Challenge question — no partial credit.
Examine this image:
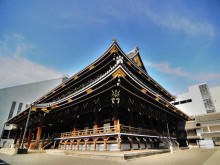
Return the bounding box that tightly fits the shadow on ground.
[0,159,10,165]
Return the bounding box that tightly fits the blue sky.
[0,0,220,95]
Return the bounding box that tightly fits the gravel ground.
[0,148,219,165]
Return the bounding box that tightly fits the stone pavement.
[0,148,219,165]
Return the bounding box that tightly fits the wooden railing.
[60,125,174,138]
[61,126,118,138]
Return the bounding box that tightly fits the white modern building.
[210,86,220,113]
[0,76,68,147]
[172,83,219,116]
[185,112,220,149]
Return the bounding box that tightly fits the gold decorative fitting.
[147,78,151,81]
[62,84,66,87]
[89,65,95,70]
[24,112,27,115]
[166,104,169,107]
[74,76,79,80]
[155,97,159,101]
[67,99,72,102]
[138,71,142,74]
[161,89,164,91]
[141,89,147,93]
[174,109,177,112]
[44,96,47,98]
[51,105,58,109]
[41,108,49,113]
[133,56,142,67]
[52,90,56,94]
[112,69,126,78]
[110,45,119,54]
[127,61,131,65]
[31,107,37,111]
[38,100,41,103]
[86,89,93,94]
[155,84,158,87]
[41,107,47,111]
[166,92,169,95]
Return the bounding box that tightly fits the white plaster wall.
[0,139,14,148]
[199,139,214,149]
[196,128,203,137]
[189,85,207,115]
[0,77,67,139]
[121,143,130,150]
[175,84,207,116]
[210,86,220,112]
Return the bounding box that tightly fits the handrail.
[60,125,175,138]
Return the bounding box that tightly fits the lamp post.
[20,103,33,149]
[165,113,173,154]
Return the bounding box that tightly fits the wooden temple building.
[7,39,190,151]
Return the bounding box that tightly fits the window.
[17,103,23,114]
[180,100,187,104]
[8,101,16,120]
[187,99,192,102]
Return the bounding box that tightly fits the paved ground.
[0,148,219,165]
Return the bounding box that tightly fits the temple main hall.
[7,39,190,151]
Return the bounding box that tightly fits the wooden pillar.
[84,138,89,150]
[141,115,146,129]
[138,138,141,150]
[35,126,42,149]
[73,119,77,136]
[27,129,32,148]
[118,135,121,150]
[18,128,23,147]
[93,139,97,150]
[70,142,73,150]
[85,141,87,150]
[64,142,67,150]
[104,140,107,151]
[59,142,61,149]
[114,105,118,132]
[129,137,133,150]
[95,110,99,133]
[129,108,134,127]
[144,139,148,149]
[13,129,19,146]
[77,140,80,150]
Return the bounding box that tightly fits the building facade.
[173,83,218,116]
[185,112,220,149]
[0,77,68,147]
[6,40,189,151]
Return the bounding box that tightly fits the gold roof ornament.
[31,107,37,111]
[110,45,119,54]
[67,99,73,102]
[112,68,126,78]
[89,65,95,70]
[86,89,93,94]
[141,89,147,93]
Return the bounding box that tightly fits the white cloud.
[146,61,220,87]
[146,61,191,78]
[197,73,220,82]
[128,1,214,37]
[0,33,62,88]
